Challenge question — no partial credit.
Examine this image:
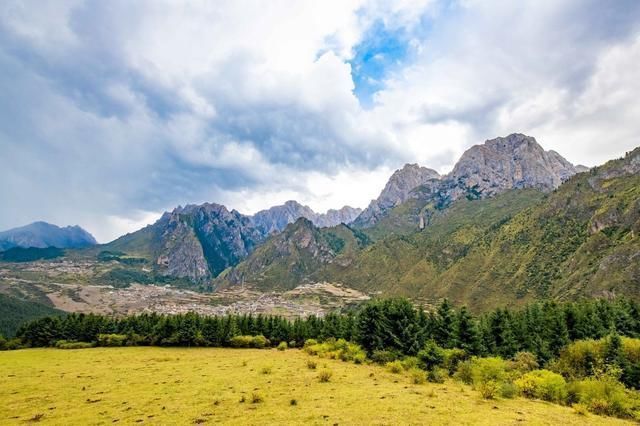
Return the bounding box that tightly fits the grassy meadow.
[0,347,632,425]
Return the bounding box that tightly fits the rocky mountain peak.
[449,133,578,196]
[0,222,97,251]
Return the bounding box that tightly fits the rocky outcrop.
[353,164,441,227]
[0,222,97,251]
[251,201,361,233]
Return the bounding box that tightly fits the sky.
[1,0,639,242]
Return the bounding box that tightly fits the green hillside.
[0,294,64,337]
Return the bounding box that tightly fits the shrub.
[371,350,399,365]
[289,340,297,349]
[427,367,446,384]
[353,353,366,364]
[400,356,419,371]
[442,348,468,375]
[318,370,332,383]
[511,351,539,373]
[306,360,317,370]
[515,370,567,403]
[568,378,633,418]
[229,335,253,348]
[500,382,517,399]
[251,392,264,403]
[251,335,269,348]
[418,341,445,371]
[290,399,297,406]
[55,340,94,350]
[454,360,474,385]
[386,360,404,374]
[304,339,318,348]
[97,334,127,347]
[303,339,366,364]
[470,357,508,386]
[572,403,589,416]
[410,368,426,384]
[277,341,288,351]
[477,380,501,400]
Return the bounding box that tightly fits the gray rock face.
[154,203,264,280]
[353,164,441,227]
[251,201,361,233]
[449,134,578,197]
[0,222,97,251]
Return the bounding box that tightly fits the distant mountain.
[0,222,96,251]
[353,134,579,228]
[216,142,640,311]
[252,201,362,234]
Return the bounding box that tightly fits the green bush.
[455,357,511,399]
[568,378,634,419]
[515,370,567,403]
[477,380,501,400]
[511,351,539,373]
[500,382,517,399]
[97,333,127,347]
[55,340,94,349]
[251,335,269,348]
[277,341,288,351]
[229,335,254,348]
[303,339,366,364]
[410,368,426,384]
[304,339,318,348]
[427,367,446,384]
[371,349,400,365]
[307,359,317,370]
[417,341,445,371]
[386,360,404,374]
[288,340,297,348]
[400,356,420,371]
[454,360,474,385]
[442,348,468,375]
[229,335,270,349]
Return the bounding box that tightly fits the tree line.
[7,297,640,364]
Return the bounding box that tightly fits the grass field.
[0,348,631,425]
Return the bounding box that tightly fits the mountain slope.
[0,222,96,251]
[217,147,640,311]
[0,293,65,337]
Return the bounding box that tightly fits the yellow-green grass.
[0,348,631,425]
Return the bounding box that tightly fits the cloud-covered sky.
[1,0,639,242]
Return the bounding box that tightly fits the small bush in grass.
[97,333,127,347]
[568,378,633,418]
[307,360,317,370]
[573,403,589,416]
[417,341,445,371]
[251,393,264,404]
[277,341,288,351]
[229,335,253,348]
[386,361,403,374]
[289,340,297,349]
[251,335,269,349]
[318,370,332,383]
[470,357,508,387]
[454,360,474,385]
[410,368,426,385]
[427,367,446,384]
[515,370,567,403]
[401,357,419,371]
[500,382,517,399]
[260,366,272,375]
[304,339,318,348]
[353,353,366,364]
[55,340,94,349]
[477,380,501,400]
[290,399,297,406]
[371,349,399,365]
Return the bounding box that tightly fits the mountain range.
[2,133,637,311]
[0,222,96,251]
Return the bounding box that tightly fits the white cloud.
[0,0,639,242]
